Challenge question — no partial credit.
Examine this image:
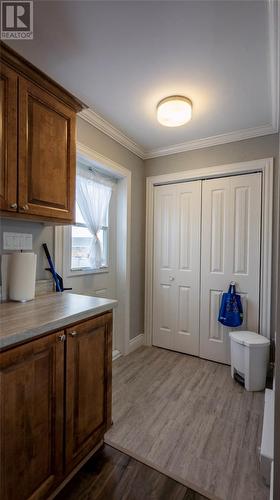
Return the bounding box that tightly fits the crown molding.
[79,110,277,161]
[79,0,279,161]
[79,108,145,159]
[143,124,277,159]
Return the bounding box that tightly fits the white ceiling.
[6,0,278,158]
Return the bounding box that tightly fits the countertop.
[0,292,117,351]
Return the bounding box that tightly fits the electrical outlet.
[3,232,33,251]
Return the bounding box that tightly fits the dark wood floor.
[56,445,209,500]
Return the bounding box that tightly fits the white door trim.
[55,141,132,356]
[145,158,274,346]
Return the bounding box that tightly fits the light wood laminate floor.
[105,346,269,500]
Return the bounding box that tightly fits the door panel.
[177,286,191,335]
[200,173,261,364]
[65,313,112,472]
[18,77,76,220]
[0,332,64,500]
[178,191,192,270]
[173,182,201,354]
[0,63,17,212]
[153,186,176,350]
[153,181,201,355]
[234,186,250,274]
[210,188,225,273]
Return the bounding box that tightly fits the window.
[71,202,108,270]
[70,167,113,272]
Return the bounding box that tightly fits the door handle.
[169,276,175,281]
[69,331,78,337]
[57,334,66,342]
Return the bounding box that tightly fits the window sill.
[66,267,110,278]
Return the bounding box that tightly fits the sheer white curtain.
[76,167,113,269]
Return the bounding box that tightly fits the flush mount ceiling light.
[157,96,192,127]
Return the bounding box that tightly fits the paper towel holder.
[9,251,37,302]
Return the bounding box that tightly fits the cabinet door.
[65,313,112,471]
[0,63,17,212]
[18,77,76,221]
[0,332,65,500]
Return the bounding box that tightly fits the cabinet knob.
[69,331,77,337]
[58,334,66,342]
[21,204,29,211]
[10,203,17,209]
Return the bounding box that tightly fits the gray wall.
[145,134,278,176]
[145,133,280,339]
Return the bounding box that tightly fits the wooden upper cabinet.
[0,42,86,223]
[0,331,65,500]
[0,63,17,212]
[65,313,112,471]
[18,78,76,220]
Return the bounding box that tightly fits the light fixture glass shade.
[157,96,192,127]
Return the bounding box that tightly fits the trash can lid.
[229,331,270,348]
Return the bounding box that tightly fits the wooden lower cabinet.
[0,311,113,500]
[65,313,112,471]
[0,331,65,500]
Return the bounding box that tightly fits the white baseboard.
[127,333,144,354]
[112,349,122,361]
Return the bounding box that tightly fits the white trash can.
[229,331,270,391]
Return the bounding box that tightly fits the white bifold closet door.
[153,173,262,364]
[200,173,261,364]
[153,181,201,356]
